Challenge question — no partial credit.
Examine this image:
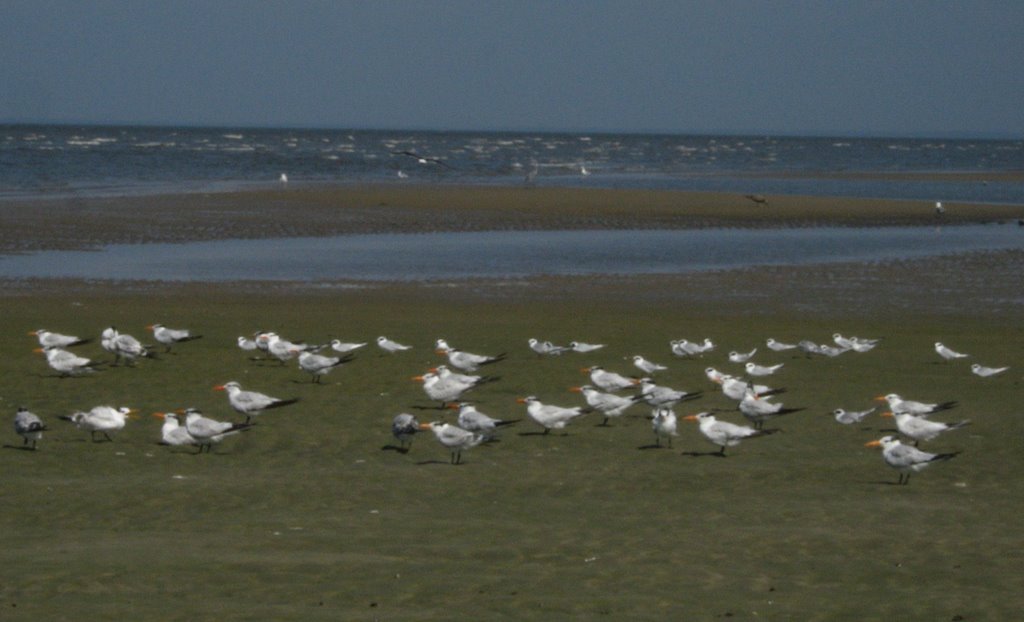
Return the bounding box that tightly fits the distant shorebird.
[279,173,288,184]
[391,150,454,170]
[934,201,945,215]
[744,194,769,206]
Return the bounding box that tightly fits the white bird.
[716,375,780,401]
[744,361,784,377]
[517,396,588,434]
[452,402,519,439]
[377,335,413,353]
[412,368,497,407]
[279,172,288,184]
[833,333,879,352]
[60,406,134,442]
[728,348,757,363]
[670,340,702,357]
[569,341,605,353]
[14,407,46,450]
[182,408,253,453]
[570,385,640,425]
[875,393,957,417]
[263,332,311,364]
[683,412,774,456]
[632,355,667,375]
[330,339,367,354]
[419,421,484,464]
[818,344,851,357]
[831,408,875,425]
[237,335,259,351]
[798,340,823,356]
[583,365,638,392]
[651,407,678,447]
[935,342,969,361]
[882,411,971,446]
[934,201,945,215]
[391,413,419,452]
[638,378,697,408]
[971,363,1009,377]
[101,327,151,366]
[765,338,797,352]
[435,339,506,372]
[35,347,101,377]
[739,388,802,429]
[296,350,351,383]
[865,436,958,485]
[151,412,197,447]
[214,381,299,423]
[704,366,727,384]
[148,323,202,352]
[30,329,90,349]
[528,338,568,356]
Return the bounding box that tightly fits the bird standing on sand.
[684,412,774,455]
[517,396,588,434]
[419,421,483,464]
[61,406,135,442]
[651,407,678,447]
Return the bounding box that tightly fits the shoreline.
[1,184,1023,254]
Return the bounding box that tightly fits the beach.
[2,184,1023,619]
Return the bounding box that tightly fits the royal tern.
[391,413,419,452]
[263,332,311,364]
[670,340,703,357]
[148,323,202,353]
[528,338,569,356]
[152,412,197,447]
[419,421,483,464]
[728,348,757,363]
[30,329,90,349]
[798,340,823,356]
[935,342,969,361]
[833,333,879,352]
[517,396,588,434]
[182,408,253,453]
[452,402,519,439]
[744,362,784,377]
[237,335,259,351]
[882,411,971,445]
[765,338,797,352]
[831,408,875,425]
[934,201,945,215]
[36,347,101,377]
[330,339,367,354]
[583,366,638,392]
[684,412,774,456]
[570,385,640,425]
[865,436,959,485]
[14,407,46,450]
[569,341,605,353]
[651,407,678,447]
[971,363,1009,377]
[638,378,698,408]
[632,355,667,375]
[295,350,352,383]
[704,367,727,384]
[717,375,780,401]
[60,406,134,442]
[875,393,957,416]
[412,368,497,408]
[214,381,299,423]
[739,388,802,429]
[377,335,413,353]
[101,327,152,366]
[818,344,851,357]
[435,339,506,372]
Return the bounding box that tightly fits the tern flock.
[13,325,1011,484]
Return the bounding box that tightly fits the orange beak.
[683,415,700,422]
[411,375,425,382]
[569,386,583,393]
[865,439,883,447]
[880,411,894,418]
[418,423,433,430]
[213,385,226,391]
[151,412,165,419]
[873,395,888,402]
[516,398,528,404]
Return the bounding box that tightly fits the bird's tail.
[494,418,521,427]
[948,419,972,431]
[930,451,960,463]
[266,398,300,410]
[935,401,959,412]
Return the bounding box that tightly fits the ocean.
[1,124,1021,203]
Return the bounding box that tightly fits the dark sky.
[2,0,1022,137]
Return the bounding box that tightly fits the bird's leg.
[719,445,727,456]
[103,432,113,442]
[668,437,673,449]
[600,417,610,426]
[543,428,550,435]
